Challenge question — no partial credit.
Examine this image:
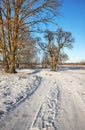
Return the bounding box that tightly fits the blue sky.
[56,0,85,62]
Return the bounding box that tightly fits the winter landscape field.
[0,66,85,130]
[0,0,85,130]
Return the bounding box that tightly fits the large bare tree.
[0,0,61,73]
[37,28,74,71]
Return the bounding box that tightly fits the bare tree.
[0,0,61,73]
[15,35,37,68]
[54,28,74,69]
[37,28,74,71]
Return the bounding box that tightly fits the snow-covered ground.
[0,69,41,119]
[0,68,85,130]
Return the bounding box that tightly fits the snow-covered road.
[56,70,85,130]
[0,69,85,130]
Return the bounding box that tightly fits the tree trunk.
[9,50,16,73]
[0,9,9,72]
[2,51,9,72]
[51,57,53,71]
[50,56,58,71]
[50,56,55,71]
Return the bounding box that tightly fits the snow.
[32,86,61,130]
[0,69,41,119]
[0,68,85,130]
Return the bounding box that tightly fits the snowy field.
[0,68,85,130]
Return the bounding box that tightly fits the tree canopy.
[0,0,61,73]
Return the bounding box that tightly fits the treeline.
[59,62,85,66]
